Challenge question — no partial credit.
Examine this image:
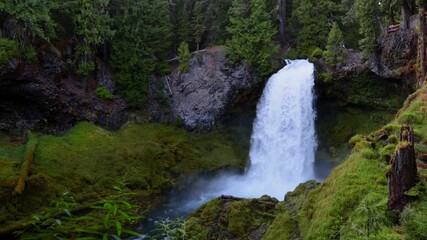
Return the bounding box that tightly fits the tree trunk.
[387,125,418,212]
[418,2,427,87]
[278,0,286,46]
[400,0,412,31]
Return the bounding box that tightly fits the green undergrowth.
[0,122,246,233]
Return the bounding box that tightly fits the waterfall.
[243,59,317,198]
[203,59,317,200]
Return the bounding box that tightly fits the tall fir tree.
[111,0,172,107]
[355,0,381,58]
[325,22,345,65]
[227,0,279,76]
[292,0,340,57]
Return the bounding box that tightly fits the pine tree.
[227,0,279,76]
[111,0,172,107]
[325,22,345,66]
[192,1,205,51]
[0,0,57,43]
[72,0,114,74]
[177,42,191,72]
[355,0,381,58]
[292,0,340,57]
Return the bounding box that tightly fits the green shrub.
[76,61,96,76]
[318,72,333,83]
[95,86,114,100]
[177,42,191,73]
[0,38,20,65]
[22,45,38,62]
[283,49,299,60]
[310,47,324,59]
[155,89,169,106]
[14,191,142,239]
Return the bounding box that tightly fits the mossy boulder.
[186,195,279,240]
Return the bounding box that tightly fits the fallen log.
[12,132,38,196]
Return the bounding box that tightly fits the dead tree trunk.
[400,0,412,31]
[278,0,286,46]
[387,125,418,212]
[418,3,427,87]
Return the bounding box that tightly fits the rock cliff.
[167,47,262,130]
[0,45,127,133]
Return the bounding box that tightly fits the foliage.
[325,22,346,66]
[0,38,20,65]
[95,86,114,100]
[72,0,114,57]
[14,190,142,240]
[226,0,279,76]
[177,42,191,73]
[111,0,171,108]
[151,217,193,240]
[154,89,170,107]
[291,0,340,57]
[283,48,299,60]
[76,61,95,76]
[21,45,38,62]
[0,0,56,42]
[354,0,381,58]
[310,47,324,59]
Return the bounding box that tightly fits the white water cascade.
[202,59,317,199]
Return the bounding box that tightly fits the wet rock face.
[375,30,417,78]
[0,48,127,133]
[387,125,418,212]
[168,47,262,130]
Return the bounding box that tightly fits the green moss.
[402,197,427,239]
[263,210,294,240]
[187,197,279,240]
[298,148,388,239]
[398,112,424,125]
[0,122,246,230]
[380,144,396,162]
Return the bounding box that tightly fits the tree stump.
[387,125,418,212]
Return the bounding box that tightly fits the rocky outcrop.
[387,125,418,212]
[0,46,127,133]
[167,47,262,130]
